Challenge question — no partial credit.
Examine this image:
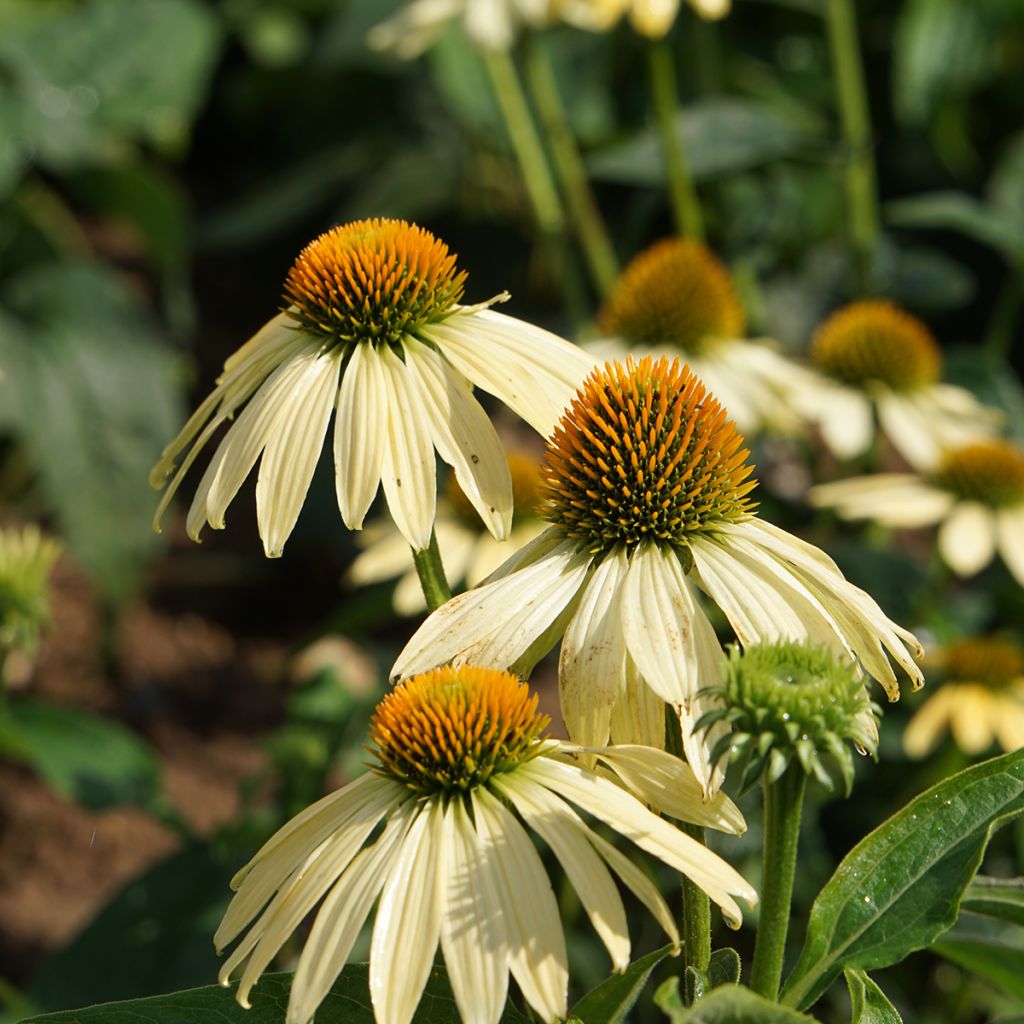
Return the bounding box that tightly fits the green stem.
[751,766,808,1000]
[984,264,1022,361]
[646,38,704,241]
[411,529,451,612]
[682,821,712,1002]
[824,0,879,292]
[481,48,566,238]
[521,36,618,295]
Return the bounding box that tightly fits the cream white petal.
[585,827,680,948]
[903,690,956,758]
[496,773,630,972]
[440,799,510,1024]
[876,391,944,472]
[287,805,415,1024]
[471,787,568,1023]
[523,758,755,927]
[227,794,403,1007]
[378,346,438,552]
[370,801,445,1024]
[256,348,342,557]
[937,501,997,577]
[816,387,874,461]
[391,538,591,682]
[477,525,566,585]
[996,506,1024,586]
[217,774,402,950]
[335,343,387,531]
[620,542,698,705]
[809,475,954,528]
[950,687,995,754]
[426,309,596,437]
[188,343,321,541]
[593,745,745,834]
[349,526,417,585]
[403,338,512,541]
[609,655,665,747]
[559,547,630,747]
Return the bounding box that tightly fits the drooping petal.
[426,308,596,437]
[403,337,512,540]
[948,686,994,754]
[815,387,874,461]
[495,773,630,972]
[471,787,568,1023]
[378,345,439,551]
[809,475,954,528]
[440,799,510,1024]
[256,348,343,557]
[937,502,997,577]
[391,536,591,682]
[609,655,665,748]
[558,547,630,747]
[523,758,755,927]
[370,800,446,1024]
[996,506,1024,586]
[334,343,387,531]
[287,805,415,1024]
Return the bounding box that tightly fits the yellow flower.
[904,637,1024,757]
[151,218,593,558]
[394,356,924,796]
[350,453,548,614]
[590,238,818,435]
[794,301,1002,469]
[810,439,1024,586]
[216,666,754,1024]
[564,0,729,37]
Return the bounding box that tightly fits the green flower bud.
[698,641,880,795]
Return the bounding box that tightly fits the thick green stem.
[681,821,712,1002]
[824,0,879,292]
[411,530,451,611]
[646,38,704,241]
[521,36,618,295]
[481,48,565,237]
[751,766,808,1000]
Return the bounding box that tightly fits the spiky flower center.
[282,218,466,349]
[598,239,746,357]
[932,441,1024,508]
[811,300,941,392]
[370,666,549,796]
[448,453,542,528]
[541,356,757,553]
[946,637,1024,690]
[704,642,879,793]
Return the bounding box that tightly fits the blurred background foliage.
[1,0,1024,1021]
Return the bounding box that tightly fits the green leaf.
[567,945,672,1024]
[781,749,1024,1011]
[683,948,744,1004]
[961,877,1024,927]
[886,192,1024,264]
[0,261,185,602]
[844,970,903,1023]
[19,966,531,1023]
[0,0,222,166]
[0,698,160,810]
[588,98,821,186]
[658,985,819,1023]
[933,931,1024,1002]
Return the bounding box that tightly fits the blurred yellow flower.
[350,453,548,615]
[590,238,818,435]
[151,218,593,558]
[564,0,730,37]
[905,637,1024,757]
[794,301,1001,469]
[216,666,754,1024]
[394,356,924,797]
[810,439,1024,586]
[0,524,60,662]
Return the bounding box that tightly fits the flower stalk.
[521,35,618,295]
[646,38,704,241]
[824,0,879,291]
[750,764,807,1000]
[481,48,566,238]
[681,821,713,1001]
[411,529,452,611]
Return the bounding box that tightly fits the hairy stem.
[411,529,452,611]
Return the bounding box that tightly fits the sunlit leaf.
[567,945,672,1024]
